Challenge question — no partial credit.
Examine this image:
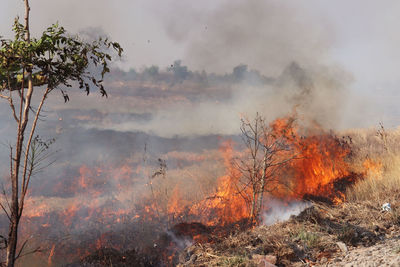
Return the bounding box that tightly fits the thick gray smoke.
[56,0,350,137]
[158,0,355,132]
[39,61,350,138]
[0,0,376,140]
[164,0,332,76]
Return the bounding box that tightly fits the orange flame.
[16,115,367,264]
[362,158,383,177]
[270,117,351,202]
[48,244,56,266]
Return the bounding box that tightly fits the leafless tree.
[236,113,296,223]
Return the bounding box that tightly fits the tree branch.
[0,93,19,123]
[0,202,11,222]
[19,86,51,217]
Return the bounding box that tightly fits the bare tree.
[236,113,295,223]
[0,1,122,265]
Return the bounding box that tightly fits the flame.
[63,202,80,227]
[24,201,51,218]
[48,244,56,266]
[291,134,350,198]
[12,115,370,265]
[188,117,354,226]
[266,117,352,203]
[176,140,249,226]
[167,186,189,222]
[362,158,383,177]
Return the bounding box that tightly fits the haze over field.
[1,0,400,135]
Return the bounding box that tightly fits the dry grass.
[337,125,400,231]
[346,159,400,203]
[345,125,400,203]
[177,200,400,266]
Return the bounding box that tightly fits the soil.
[316,235,400,267]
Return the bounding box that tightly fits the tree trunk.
[249,151,258,223]
[6,1,31,266]
[256,153,268,218]
[249,186,257,222]
[6,133,23,266]
[6,216,19,267]
[6,83,33,267]
[6,79,33,267]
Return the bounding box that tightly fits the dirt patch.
[177,201,400,266]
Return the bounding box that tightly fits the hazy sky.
[1,0,400,128]
[1,1,399,74]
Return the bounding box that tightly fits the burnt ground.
[63,219,253,266]
[176,201,400,266]
[61,174,393,267]
[62,199,400,267]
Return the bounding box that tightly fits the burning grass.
[4,119,400,266]
[345,126,400,203]
[177,125,400,266]
[346,153,400,203]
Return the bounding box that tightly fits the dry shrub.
[296,228,320,248]
[218,255,254,267]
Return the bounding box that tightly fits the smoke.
[0,0,357,139]
[159,0,354,132]
[41,58,350,139]
[40,0,351,138]
[262,198,311,226]
[164,230,193,250]
[165,0,333,76]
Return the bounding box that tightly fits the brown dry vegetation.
[345,126,400,203]
[177,125,400,266]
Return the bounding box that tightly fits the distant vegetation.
[110,60,272,85]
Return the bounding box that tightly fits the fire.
[48,244,55,266]
[194,116,353,226]
[363,158,383,177]
[63,202,80,227]
[187,116,354,226]
[189,140,248,226]
[291,134,350,198]
[24,200,52,218]
[168,187,187,221]
[266,117,352,203]
[8,115,374,265]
